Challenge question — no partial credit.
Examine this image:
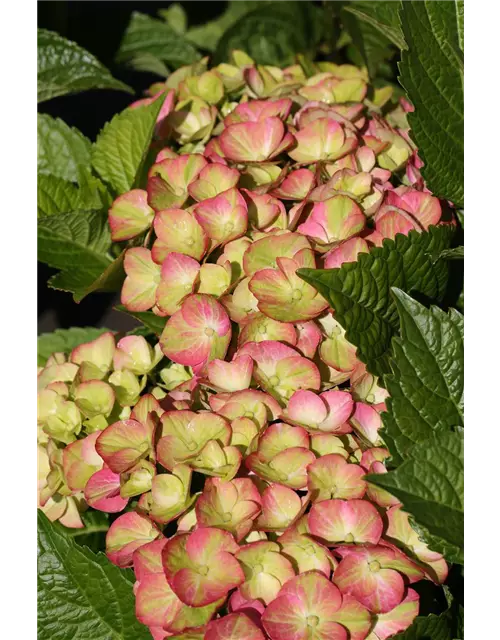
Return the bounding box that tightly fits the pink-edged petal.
[307,454,366,502]
[193,187,248,247]
[220,117,289,163]
[152,209,208,263]
[160,294,231,369]
[205,613,266,640]
[109,189,154,242]
[371,589,419,639]
[207,355,254,392]
[106,512,161,568]
[324,237,369,269]
[156,252,200,316]
[84,468,129,512]
[271,168,316,200]
[121,248,161,312]
[135,573,183,629]
[287,390,328,425]
[308,499,383,545]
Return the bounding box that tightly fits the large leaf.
[298,226,454,377]
[37,28,132,103]
[381,289,464,464]
[92,95,166,196]
[214,1,323,67]
[37,114,92,183]
[116,12,200,69]
[341,6,396,79]
[37,175,86,217]
[342,0,405,49]
[74,251,126,304]
[37,174,106,217]
[398,1,464,206]
[115,305,167,336]
[38,210,114,299]
[125,52,170,78]
[366,430,464,565]
[37,327,112,367]
[37,511,150,640]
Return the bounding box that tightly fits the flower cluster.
[38,51,451,639]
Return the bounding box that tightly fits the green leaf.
[186,1,264,53]
[158,4,187,35]
[37,327,112,366]
[366,430,464,564]
[214,1,323,67]
[126,53,170,78]
[74,251,126,303]
[398,1,464,206]
[38,210,113,299]
[37,114,92,183]
[439,246,464,260]
[298,225,454,377]
[37,173,106,217]
[37,28,132,103]
[341,4,397,78]
[456,0,464,52]
[343,0,406,49]
[115,305,167,336]
[116,12,200,69]
[381,289,464,463]
[92,95,166,196]
[67,511,110,553]
[37,511,150,640]
[37,175,85,217]
[392,609,455,639]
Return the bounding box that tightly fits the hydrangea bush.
[37,3,463,639]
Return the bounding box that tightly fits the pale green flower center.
[307,615,319,628]
[369,560,382,573]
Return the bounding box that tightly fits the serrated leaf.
[116,12,200,70]
[37,511,150,640]
[214,1,323,67]
[367,430,463,564]
[92,95,165,196]
[37,327,112,366]
[38,210,113,298]
[439,246,464,260]
[380,289,464,463]
[343,0,406,49]
[408,517,463,568]
[37,114,92,183]
[298,226,454,377]
[398,1,464,206]
[392,609,455,639]
[74,251,126,303]
[37,175,85,217]
[37,174,106,217]
[158,4,187,35]
[115,305,167,336]
[37,28,132,103]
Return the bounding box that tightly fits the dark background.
[38,1,228,334]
